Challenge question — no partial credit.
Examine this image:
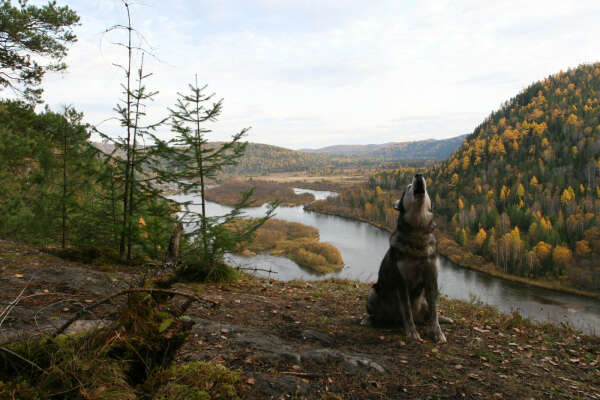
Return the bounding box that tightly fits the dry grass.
[235,219,344,273]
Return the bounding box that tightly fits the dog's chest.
[396,258,434,290]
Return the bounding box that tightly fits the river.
[171,188,600,335]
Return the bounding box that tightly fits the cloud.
[33,0,600,149]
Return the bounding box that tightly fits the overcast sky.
[34,0,600,149]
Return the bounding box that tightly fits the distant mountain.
[92,141,434,177]
[300,135,467,160]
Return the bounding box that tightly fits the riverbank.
[304,204,600,300]
[2,238,599,399]
[233,218,344,274]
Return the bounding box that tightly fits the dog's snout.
[413,174,425,194]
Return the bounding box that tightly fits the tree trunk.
[163,222,184,269]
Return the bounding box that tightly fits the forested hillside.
[94,141,433,177]
[222,142,388,175]
[364,64,600,291]
[301,134,466,160]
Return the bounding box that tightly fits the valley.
[2,1,600,398]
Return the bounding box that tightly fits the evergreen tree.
[96,1,169,263]
[161,76,276,280]
[44,105,93,248]
[0,0,79,102]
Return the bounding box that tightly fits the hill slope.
[92,141,434,176]
[301,134,467,160]
[429,63,600,289]
[307,64,600,293]
[2,239,598,399]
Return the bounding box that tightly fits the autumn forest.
[309,63,600,293]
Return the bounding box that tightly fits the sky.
[31,0,600,149]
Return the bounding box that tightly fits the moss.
[155,384,210,400]
[1,290,193,399]
[2,337,135,400]
[178,262,240,283]
[145,361,240,400]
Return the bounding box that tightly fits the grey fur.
[365,174,447,343]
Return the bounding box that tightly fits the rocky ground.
[1,239,599,399]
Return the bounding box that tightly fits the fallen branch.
[280,371,341,378]
[0,279,32,329]
[53,288,218,338]
[235,266,278,274]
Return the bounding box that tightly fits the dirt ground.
[1,239,599,399]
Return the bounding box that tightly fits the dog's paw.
[433,328,447,344]
[407,329,422,342]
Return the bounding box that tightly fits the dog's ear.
[394,191,406,213]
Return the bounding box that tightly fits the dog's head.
[393,174,433,229]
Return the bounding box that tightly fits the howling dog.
[364,174,448,343]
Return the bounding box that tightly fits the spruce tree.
[160,76,276,280]
[96,1,168,263]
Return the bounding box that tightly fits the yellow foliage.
[450,173,459,187]
[461,156,470,170]
[500,185,510,201]
[474,228,487,247]
[560,187,575,205]
[552,245,572,266]
[532,122,547,135]
[533,241,552,261]
[575,240,591,257]
[529,176,538,187]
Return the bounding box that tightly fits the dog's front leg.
[425,277,446,344]
[398,287,421,341]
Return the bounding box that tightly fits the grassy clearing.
[205,179,314,206]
